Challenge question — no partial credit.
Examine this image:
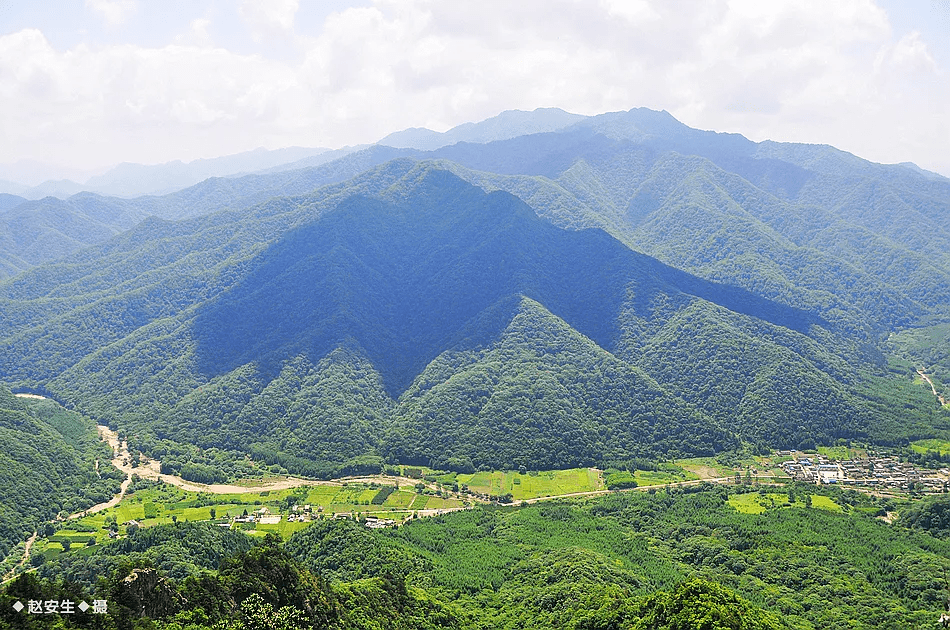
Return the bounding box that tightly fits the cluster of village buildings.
[216,504,397,529]
[229,506,288,525]
[777,452,949,491]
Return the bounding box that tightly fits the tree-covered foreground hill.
[4,484,950,628]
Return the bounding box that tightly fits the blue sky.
[1,0,948,181]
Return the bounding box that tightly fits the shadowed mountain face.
[191,168,822,395]
[106,166,854,470]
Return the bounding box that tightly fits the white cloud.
[599,0,659,24]
[0,29,299,167]
[85,0,138,26]
[2,0,949,175]
[876,31,938,74]
[173,18,214,48]
[240,0,300,40]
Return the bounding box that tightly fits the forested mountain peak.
[1,110,949,475]
[188,164,826,396]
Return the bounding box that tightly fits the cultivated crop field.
[456,468,604,500]
[31,478,464,560]
[632,466,698,486]
[728,491,843,514]
[911,438,950,456]
[817,445,869,460]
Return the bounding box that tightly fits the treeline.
[899,495,950,538]
[8,526,463,629]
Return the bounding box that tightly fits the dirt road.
[2,531,37,584]
[70,477,132,519]
[95,425,434,495]
[917,369,948,405]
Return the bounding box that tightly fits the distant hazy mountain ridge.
[379,107,586,150]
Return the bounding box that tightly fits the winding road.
[1,532,37,583]
[94,424,439,498]
[917,369,948,406]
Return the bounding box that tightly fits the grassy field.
[677,457,734,479]
[810,495,842,511]
[633,465,699,487]
[456,468,604,500]
[728,492,774,514]
[677,456,788,480]
[816,446,867,461]
[728,491,841,515]
[910,438,950,456]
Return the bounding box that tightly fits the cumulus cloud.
[0,28,298,167]
[876,31,938,74]
[240,0,300,40]
[2,0,948,175]
[85,0,138,26]
[173,18,214,48]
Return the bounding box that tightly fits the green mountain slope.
[627,299,868,449]
[389,296,734,469]
[0,388,121,563]
[2,162,933,474]
[0,146,414,279]
[6,106,948,342]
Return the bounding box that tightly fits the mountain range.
[1,107,948,476]
[0,106,588,203]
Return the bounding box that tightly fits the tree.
[239,593,311,630]
[631,578,786,629]
[210,508,217,520]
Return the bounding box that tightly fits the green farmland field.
[457,468,603,500]
[728,491,842,515]
[33,478,466,563]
